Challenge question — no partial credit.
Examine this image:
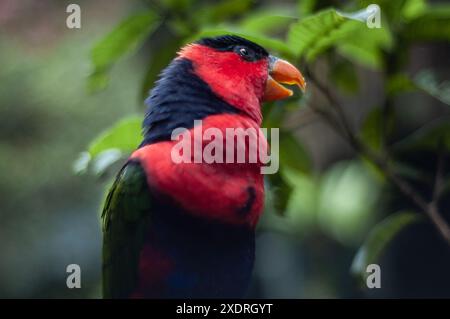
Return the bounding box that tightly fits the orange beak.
[263,56,306,101]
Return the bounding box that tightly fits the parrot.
[102,35,306,298]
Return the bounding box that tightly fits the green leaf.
[159,0,193,12]
[337,42,381,70]
[404,4,450,42]
[387,70,450,104]
[91,149,123,176]
[89,11,159,91]
[298,0,317,17]
[330,58,359,94]
[278,131,311,173]
[414,70,450,106]
[288,9,349,60]
[361,107,384,152]
[77,116,142,176]
[266,131,311,216]
[360,106,394,152]
[91,12,159,70]
[267,173,293,216]
[336,20,392,69]
[402,0,427,21]
[190,28,295,57]
[262,102,286,129]
[87,70,110,93]
[393,117,450,152]
[287,8,392,65]
[240,10,297,35]
[282,167,318,229]
[88,116,142,157]
[386,73,417,96]
[351,211,422,280]
[194,0,254,25]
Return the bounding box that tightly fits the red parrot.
[102,35,305,298]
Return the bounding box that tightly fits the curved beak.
[263,55,306,102]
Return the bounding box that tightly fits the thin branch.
[307,70,450,246]
[305,66,361,149]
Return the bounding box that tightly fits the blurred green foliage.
[0,25,142,297]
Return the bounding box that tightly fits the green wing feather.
[102,161,152,298]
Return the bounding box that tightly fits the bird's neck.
[141,58,262,147]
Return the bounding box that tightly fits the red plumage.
[131,113,266,227]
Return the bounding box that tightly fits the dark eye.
[235,46,255,61]
[239,48,249,56]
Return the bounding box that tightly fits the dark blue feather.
[141,58,238,146]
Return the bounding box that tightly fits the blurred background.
[0,0,449,298]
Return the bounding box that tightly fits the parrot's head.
[143,35,306,144]
[177,35,306,122]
